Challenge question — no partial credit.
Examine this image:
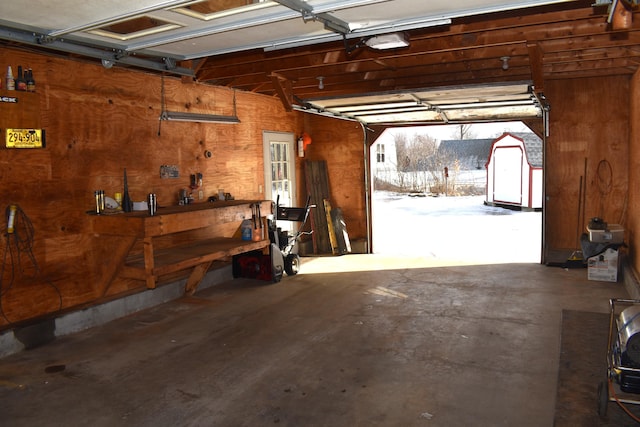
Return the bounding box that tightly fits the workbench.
[91,200,271,294]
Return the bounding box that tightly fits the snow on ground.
[371,192,542,264]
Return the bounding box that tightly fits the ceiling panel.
[0,0,575,59]
[137,12,329,57]
[0,0,196,35]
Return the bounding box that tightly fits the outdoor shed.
[485,132,543,210]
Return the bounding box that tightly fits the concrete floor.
[0,255,631,426]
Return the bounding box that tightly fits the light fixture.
[266,18,450,53]
[317,76,324,90]
[365,32,409,50]
[159,111,240,124]
[159,79,240,124]
[501,56,510,71]
[101,58,114,69]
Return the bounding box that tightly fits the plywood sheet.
[305,160,332,254]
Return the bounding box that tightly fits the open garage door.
[300,82,544,126]
[301,82,548,263]
[369,121,544,264]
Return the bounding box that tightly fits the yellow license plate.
[5,128,45,148]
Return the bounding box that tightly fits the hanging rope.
[0,204,62,324]
[597,159,613,195]
[596,159,613,219]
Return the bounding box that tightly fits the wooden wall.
[1,44,638,327]
[300,115,368,243]
[629,71,640,273]
[0,48,308,326]
[544,76,629,254]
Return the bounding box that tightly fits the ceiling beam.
[270,73,294,111]
[527,42,545,93]
[196,6,640,99]
[197,6,613,75]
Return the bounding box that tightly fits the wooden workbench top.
[91,199,272,238]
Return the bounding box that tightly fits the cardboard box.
[587,224,624,244]
[587,248,619,282]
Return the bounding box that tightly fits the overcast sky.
[383,121,532,143]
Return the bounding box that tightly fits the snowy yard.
[372,192,542,264]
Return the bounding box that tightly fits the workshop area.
[2,1,640,425]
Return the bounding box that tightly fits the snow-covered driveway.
[372,193,542,264]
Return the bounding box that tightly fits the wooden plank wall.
[0,48,304,326]
[300,116,367,246]
[629,71,640,272]
[1,45,637,326]
[544,76,629,254]
[304,160,332,254]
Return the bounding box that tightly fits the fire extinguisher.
[298,133,312,157]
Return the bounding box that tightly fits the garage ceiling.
[0,0,634,125]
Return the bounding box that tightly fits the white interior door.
[263,131,296,228]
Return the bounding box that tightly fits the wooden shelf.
[91,200,270,237]
[91,200,272,293]
[122,237,268,278]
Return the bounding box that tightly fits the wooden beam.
[179,60,196,84]
[270,73,293,111]
[143,237,156,289]
[190,5,640,98]
[99,236,137,297]
[196,9,613,80]
[184,261,213,295]
[527,42,545,94]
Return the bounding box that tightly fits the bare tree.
[451,124,475,140]
[383,130,462,193]
[392,132,411,172]
[391,132,445,192]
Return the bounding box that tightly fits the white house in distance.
[485,132,543,210]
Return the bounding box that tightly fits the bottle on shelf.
[26,68,35,92]
[15,66,26,91]
[6,66,15,91]
[122,168,132,213]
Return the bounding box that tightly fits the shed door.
[492,146,523,205]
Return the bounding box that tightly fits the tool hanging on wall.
[251,203,263,241]
[565,158,588,268]
[1,204,63,324]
